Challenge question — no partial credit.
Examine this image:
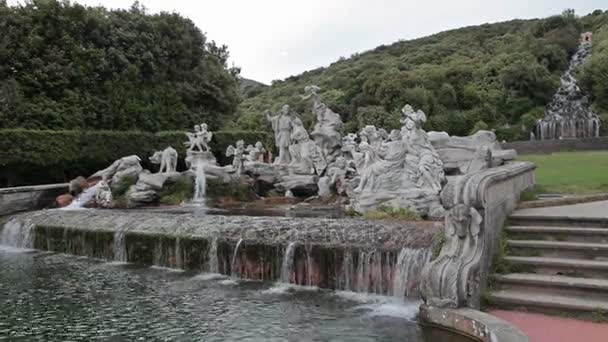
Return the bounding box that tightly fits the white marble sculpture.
[304,85,343,163]
[266,105,295,165]
[185,123,212,152]
[150,146,178,174]
[289,117,326,175]
[348,105,445,217]
[246,142,267,163]
[94,180,113,208]
[226,140,247,174]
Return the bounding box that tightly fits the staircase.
[489,213,608,315]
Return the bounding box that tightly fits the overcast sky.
[9,0,607,83]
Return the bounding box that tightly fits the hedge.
[0,129,273,187]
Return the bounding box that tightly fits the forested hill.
[236,10,608,141]
[0,0,240,132]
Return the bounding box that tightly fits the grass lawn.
[519,151,608,195]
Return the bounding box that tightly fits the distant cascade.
[230,238,243,278]
[208,237,219,274]
[0,219,35,249]
[193,160,207,205]
[391,248,431,298]
[281,242,297,283]
[536,38,601,140]
[113,228,127,262]
[60,183,101,210]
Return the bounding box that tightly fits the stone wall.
[420,161,536,309]
[0,183,67,216]
[502,137,608,155]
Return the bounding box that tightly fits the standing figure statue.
[266,104,295,165]
[226,140,247,174]
[304,85,343,162]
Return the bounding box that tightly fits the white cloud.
[7,0,607,83]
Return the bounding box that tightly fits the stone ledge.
[419,305,528,342]
[0,183,69,194]
[518,193,608,209]
[0,183,68,216]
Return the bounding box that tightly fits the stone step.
[493,273,608,300]
[506,226,608,243]
[489,289,608,314]
[504,256,608,279]
[509,215,608,228]
[508,240,608,260]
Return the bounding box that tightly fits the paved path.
[491,310,608,342]
[513,200,608,219]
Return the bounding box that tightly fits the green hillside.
[235,10,608,141]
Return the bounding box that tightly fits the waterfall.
[175,238,183,269]
[356,251,371,293]
[391,248,431,298]
[60,183,100,210]
[230,238,243,277]
[305,244,313,286]
[536,39,601,140]
[113,228,127,262]
[193,160,207,205]
[340,250,354,291]
[0,219,34,249]
[208,237,219,274]
[280,242,297,283]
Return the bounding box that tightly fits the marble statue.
[246,142,266,163]
[420,204,483,308]
[304,85,343,162]
[266,105,295,165]
[289,117,326,175]
[226,140,247,174]
[185,123,212,152]
[94,180,113,208]
[150,146,178,174]
[348,105,445,217]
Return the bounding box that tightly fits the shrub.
[362,206,422,221]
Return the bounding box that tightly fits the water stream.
[280,242,297,283]
[60,183,101,210]
[192,160,207,205]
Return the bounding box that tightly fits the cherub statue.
[226,140,247,174]
[246,141,267,163]
[185,123,213,152]
[327,156,355,196]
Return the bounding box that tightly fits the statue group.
[263,86,446,217]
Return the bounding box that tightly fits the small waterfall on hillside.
[281,242,297,283]
[0,219,35,249]
[391,248,431,298]
[61,183,101,210]
[208,237,219,274]
[536,37,601,140]
[193,160,207,205]
[230,238,243,277]
[113,228,127,262]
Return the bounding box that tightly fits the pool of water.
[0,247,469,341]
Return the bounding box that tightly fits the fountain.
[536,33,602,140]
[192,160,207,205]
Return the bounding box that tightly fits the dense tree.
[0,0,240,131]
[238,10,608,141]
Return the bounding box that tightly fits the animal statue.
[150,146,178,173]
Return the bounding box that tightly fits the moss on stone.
[207,179,257,205]
[159,176,194,205]
[362,206,422,221]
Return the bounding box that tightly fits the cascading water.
[536,37,601,140]
[0,219,35,249]
[60,183,101,210]
[193,160,207,205]
[230,238,243,278]
[281,242,297,283]
[113,228,127,262]
[208,237,219,274]
[391,248,431,298]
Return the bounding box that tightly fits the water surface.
[0,247,468,341]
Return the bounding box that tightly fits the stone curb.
[518,193,608,209]
[419,305,528,342]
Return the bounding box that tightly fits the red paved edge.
[491,310,608,342]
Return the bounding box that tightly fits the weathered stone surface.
[0,183,69,216]
[420,161,536,309]
[90,155,143,192]
[419,305,528,342]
